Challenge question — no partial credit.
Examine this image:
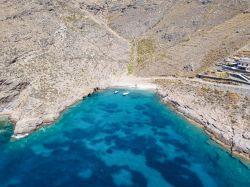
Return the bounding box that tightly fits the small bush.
[65,14,79,22]
[127,63,134,74]
[137,38,155,64]
[226,92,240,102]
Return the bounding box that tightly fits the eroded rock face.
[0,0,129,136]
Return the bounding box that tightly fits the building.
[236,57,250,71]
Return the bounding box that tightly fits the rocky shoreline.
[1,76,249,164]
[157,92,250,163]
[156,79,250,162]
[0,86,96,139]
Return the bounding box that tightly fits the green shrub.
[137,38,155,64]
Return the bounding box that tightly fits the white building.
[236,57,250,71]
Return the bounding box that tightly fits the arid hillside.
[0,0,250,139]
[100,0,250,76]
[0,0,130,135]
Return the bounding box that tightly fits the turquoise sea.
[0,89,250,187]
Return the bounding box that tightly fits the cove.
[0,89,250,187]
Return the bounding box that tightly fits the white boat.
[122,92,129,96]
[114,90,119,94]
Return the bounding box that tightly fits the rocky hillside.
[102,0,250,76]
[0,0,250,137]
[0,0,129,136]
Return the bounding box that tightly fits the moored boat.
[122,92,129,96]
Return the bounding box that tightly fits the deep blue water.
[0,89,250,187]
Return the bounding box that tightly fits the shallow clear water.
[0,89,250,187]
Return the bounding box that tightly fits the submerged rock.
[0,116,13,143]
